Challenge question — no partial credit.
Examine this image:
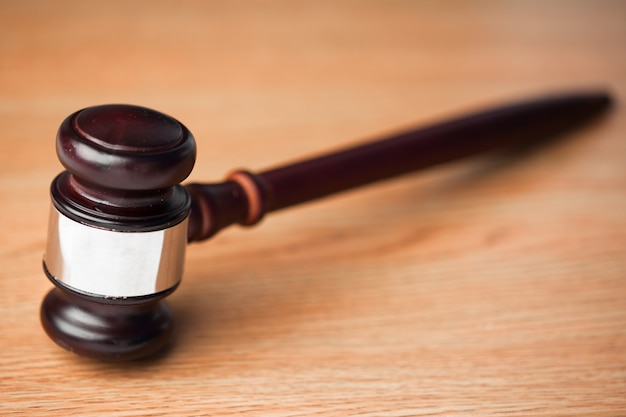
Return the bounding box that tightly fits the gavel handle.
[185,91,612,242]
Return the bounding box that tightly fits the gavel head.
[41,104,196,360]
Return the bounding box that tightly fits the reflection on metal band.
[43,206,188,298]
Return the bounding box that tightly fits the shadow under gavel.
[40,90,612,361]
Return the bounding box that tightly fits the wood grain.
[1,1,625,416]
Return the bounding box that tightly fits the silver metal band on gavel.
[43,206,188,299]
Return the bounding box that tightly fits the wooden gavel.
[40,91,612,361]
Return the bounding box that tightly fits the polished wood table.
[1,1,624,415]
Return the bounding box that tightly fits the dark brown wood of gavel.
[40,90,612,361]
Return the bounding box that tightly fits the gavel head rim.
[40,286,175,361]
[57,104,197,191]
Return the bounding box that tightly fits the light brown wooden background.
[1,1,625,416]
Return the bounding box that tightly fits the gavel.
[40,91,612,360]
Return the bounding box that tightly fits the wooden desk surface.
[1,1,625,415]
